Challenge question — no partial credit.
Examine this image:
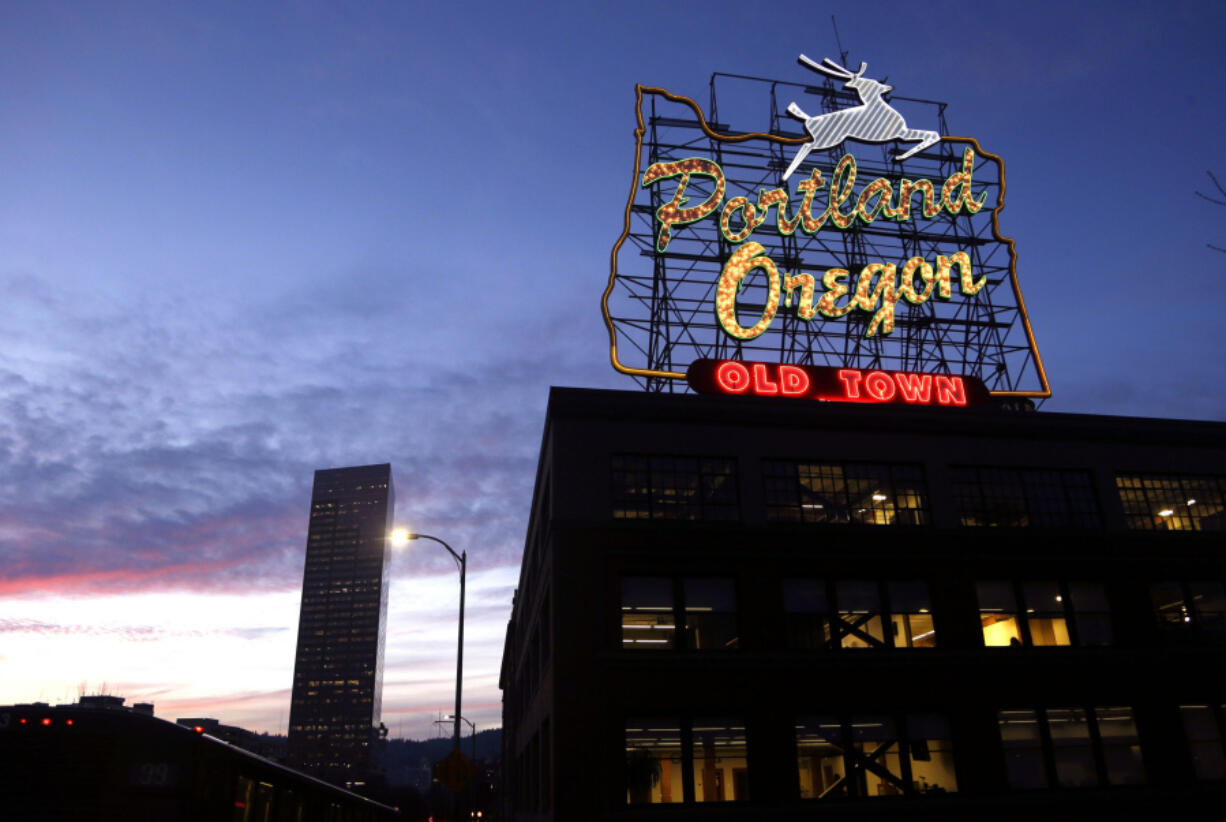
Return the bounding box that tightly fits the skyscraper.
[288,463,393,785]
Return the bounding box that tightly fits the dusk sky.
[2,1,1224,740]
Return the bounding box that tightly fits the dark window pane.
[764,460,929,525]
[613,454,739,521]
[1181,706,1226,780]
[1095,707,1144,785]
[1048,708,1096,787]
[782,579,829,650]
[999,710,1046,789]
[685,578,738,650]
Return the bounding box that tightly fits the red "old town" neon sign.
[686,359,990,407]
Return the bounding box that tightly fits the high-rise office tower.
[287,463,393,785]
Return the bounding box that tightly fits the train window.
[233,775,254,822]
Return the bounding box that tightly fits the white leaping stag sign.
[783,55,940,180]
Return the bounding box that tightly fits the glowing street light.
[391,528,466,753]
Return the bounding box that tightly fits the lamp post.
[448,714,477,761]
[392,530,466,753]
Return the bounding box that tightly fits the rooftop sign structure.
[603,54,1051,401]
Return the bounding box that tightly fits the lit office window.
[1116,473,1226,531]
[691,719,750,802]
[684,579,739,650]
[906,715,958,794]
[952,467,1101,528]
[763,461,928,525]
[1180,706,1226,780]
[622,577,738,652]
[851,716,904,796]
[796,717,846,799]
[977,582,1022,646]
[980,581,1107,647]
[889,582,936,648]
[625,720,683,804]
[796,714,956,799]
[836,581,885,649]
[1022,581,1070,646]
[784,580,933,650]
[622,578,675,650]
[612,455,738,520]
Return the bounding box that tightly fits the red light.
[714,360,750,393]
[41,717,52,726]
[19,717,27,725]
[193,725,205,734]
[65,719,74,726]
[234,801,247,809]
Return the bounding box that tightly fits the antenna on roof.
[831,15,848,67]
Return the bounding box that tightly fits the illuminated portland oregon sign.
[602,53,1051,402]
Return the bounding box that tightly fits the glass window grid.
[782,579,934,651]
[977,581,1111,648]
[997,706,1143,790]
[622,576,739,652]
[1116,472,1226,531]
[626,717,749,805]
[613,455,739,521]
[764,460,929,525]
[795,713,957,799]
[952,466,1102,529]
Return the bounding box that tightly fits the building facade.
[288,463,394,785]
[500,387,1226,819]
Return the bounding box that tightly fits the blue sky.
[1,1,1224,738]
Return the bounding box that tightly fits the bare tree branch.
[1201,171,1226,252]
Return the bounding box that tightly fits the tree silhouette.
[1196,171,1226,253]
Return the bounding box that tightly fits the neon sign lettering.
[645,149,987,342]
[689,359,988,408]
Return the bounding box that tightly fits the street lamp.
[391,528,466,753]
[448,714,477,761]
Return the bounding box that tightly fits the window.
[977,581,1110,647]
[692,719,749,802]
[764,461,929,525]
[621,578,675,650]
[783,580,934,650]
[997,707,1144,789]
[952,467,1101,528]
[685,579,739,650]
[796,714,957,799]
[625,720,683,804]
[1116,472,1226,531]
[622,577,738,651]
[1180,705,1226,780]
[612,455,738,520]
[625,718,747,805]
[1151,580,1226,641]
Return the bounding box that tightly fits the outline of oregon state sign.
[601,84,1052,400]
